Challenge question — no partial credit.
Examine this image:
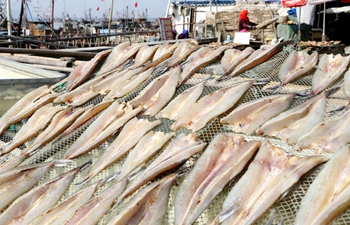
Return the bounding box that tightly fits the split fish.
[167,39,200,69]
[64,178,127,225]
[117,131,174,182]
[220,47,254,76]
[116,133,205,204]
[83,118,161,182]
[66,49,111,91]
[295,145,350,225]
[220,94,295,135]
[64,102,143,159]
[296,107,350,153]
[171,80,253,132]
[0,162,88,225]
[131,66,181,116]
[98,42,142,74]
[143,42,179,71]
[179,45,230,86]
[1,103,66,155]
[0,153,30,173]
[107,173,176,225]
[104,67,155,100]
[175,134,261,225]
[20,106,91,156]
[127,45,160,70]
[220,40,293,79]
[256,93,326,144]
[156,80,206,120]
[0,85,58,136]
[311,53,350,96]
[216,139,327,225]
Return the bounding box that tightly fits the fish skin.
[107,173,176,225]
[178,46,230,86]
[104,67,155,100]
[156,80,206,120]
[61,101,113,137]
[295,145,350,225]
[64,178,127,225]
[131,66,181,116]
[127,45,160,70]
[84,118,161,182]
[20,105,91,156]
[296,108,350,153]
[257,93,326,144]
[220,139,328,225]
[0,161,55,211]
[175,134,261,225]
[278,50,318,85]
[225,40,293,78]
[220,94,295,135]
[64,102,143,159]
[221,47,254,76]
[0,153,30,173]
[344,69,350,99]
[66,49,111,91]
[0,163,83,225]
[1,104,66,155]
[172,80,253,132]
[0,85,57,136]
[311,54,350,96]
[167,40,200,69]
[116,133,205,204]
[117,131,175,182]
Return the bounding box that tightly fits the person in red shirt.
[239,9,258,32]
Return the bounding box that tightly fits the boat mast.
[107,0,114,44]
[6,0,12,36]
[51,0,54,30]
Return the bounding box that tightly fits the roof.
[175,0,236,6]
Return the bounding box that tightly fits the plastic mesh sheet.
[0,46,349,225]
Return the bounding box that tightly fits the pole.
[165,0,171,17]
[18,0,25,36]
[107,0,114,44]
[6,0,12,36]
[298,7,301,42]
[322,2,326,42]
[51,0,54,30]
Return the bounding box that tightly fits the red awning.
[281,0,306,7]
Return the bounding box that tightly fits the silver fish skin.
[117,131,175,182]
[156,80,206,120]
[295,146,350,225]
[278,50,318,85]
[29,178,104,225]
[296,107,350,153]
[220,94,295,135]
[220,139,327,225]
[66,49,111,91]
[0,85,57,136]
[167,39,200,69]
[131,66,181,116]
[311,54,350,96]
[0,161,55,211]
[2,104,66,155]
[20,106,91,156]
[221,47,254,76]
[116,133,205,204]
[0,163,84,225]
[64,103,143,159]
[104,67,155,100]
[175,134,261,225]
[127,45,160,70]
[107,173,176,225]
[64,178,127,225]
[84,118,161,181]
[257,93,326,144]
[172,80,253,132]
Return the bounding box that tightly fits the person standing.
[238,9,258,32]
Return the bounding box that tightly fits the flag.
[135,2,138,7]
[97,6,100,11]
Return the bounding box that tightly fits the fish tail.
[216,75,231,82]
[253,78,270,85]
[217,199,240,223]
[325,85,341,98]
[77,160,92,172]
[75,175,91,185]
[265,208,284,225]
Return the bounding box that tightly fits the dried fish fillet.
[167,39,200,69]
[107,173,176,225]
[216,139,327,225]
[143,43,179,70]
[172,81,252,132]
[295,146,350,225]
[175,134,261,225]
[221,47,254,76]
[257,93,326,144]
[127,45,159,70]
[220,94,295,135]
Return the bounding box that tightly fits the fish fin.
[253,78,270,85]
[176,166,193,177]
[216,75,231,82]
[75,175,91,185]
[159,67,169,74]
[53,159,73,167]
[218,199,240,223]
[325,85,341,98]
[265,208,284,225]
[295,90,312,99]
[329,104,347,114]
[77,160,92,172]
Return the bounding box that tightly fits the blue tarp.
[264,0,280,3]
[177,0,235,5]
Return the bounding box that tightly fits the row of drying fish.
[2,133,350,225]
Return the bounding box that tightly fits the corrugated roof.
[176,0,236,6]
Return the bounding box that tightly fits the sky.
[7,0,170,21]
